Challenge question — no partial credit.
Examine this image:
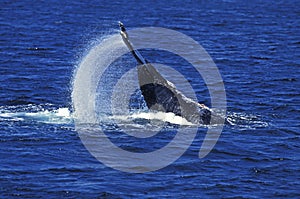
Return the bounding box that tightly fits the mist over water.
[72,34,127,123]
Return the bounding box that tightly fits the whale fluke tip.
[118,21,126,32]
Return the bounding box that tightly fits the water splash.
[226,111,269,129]
[111,111,195,126]
[72,33,127,124]
[0,104,72,124]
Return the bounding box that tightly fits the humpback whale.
[119,22,214,125]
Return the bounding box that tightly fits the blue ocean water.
[1,0,299,198]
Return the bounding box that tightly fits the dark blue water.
[1,0,299,198]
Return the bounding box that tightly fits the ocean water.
[1,0,299,198]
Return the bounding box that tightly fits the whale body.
[119,22,213,125]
